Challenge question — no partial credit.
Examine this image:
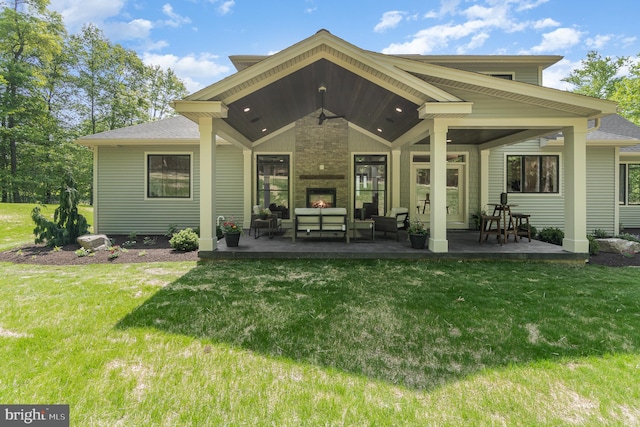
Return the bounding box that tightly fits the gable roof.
[174,29,618,147]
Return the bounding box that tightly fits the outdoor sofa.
[293,207,349,243]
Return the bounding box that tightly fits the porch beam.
[429,119,449,253]
[479,129,555,151]
[391,120,431,149]
[418,102,473,118]
[198,117,218,253]
[215,119,253,150]
[562,122,589,254]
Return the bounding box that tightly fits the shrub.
[169,228,199,252]
[166,223,179,238]
[592,228,608,238]
[587,235,600,255]
[617,232,640,243]
[537,227,564,246]
[32,172,89,246]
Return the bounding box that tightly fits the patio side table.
[352,219,375,241]
[253,218,273,239]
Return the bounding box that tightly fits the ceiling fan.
[317,85,345,125]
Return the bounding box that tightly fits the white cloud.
[218,1,235,15]
[103,19,154,41]
[374,11,406,33]
[529,27,584,53]
[142,52,232,93]
[586,34,612,50]
[49,0,126,30]
[516,0,551,12]
[457,32,490,54]
[533,18,560,30]
[161,3,192,28]
[542,58,578,90]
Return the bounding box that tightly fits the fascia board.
[185,31,459,104]
[383,56,618,116]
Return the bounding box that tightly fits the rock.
[77,234,111,251]
[596,238,640,254]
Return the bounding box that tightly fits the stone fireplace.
[294,110,349,209]
[306,188,336,208]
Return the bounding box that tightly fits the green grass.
[0,202,93,251]
[1,259,639,425]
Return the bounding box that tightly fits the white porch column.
[429,120,449,252]
[199,117,218,252]
[563,122,588,253]
[243,149,252,229]
[480,149,490,211]
[391,149,401,208]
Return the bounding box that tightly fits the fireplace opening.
[306,188,336,208]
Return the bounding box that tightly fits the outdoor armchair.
[371,207,409,241]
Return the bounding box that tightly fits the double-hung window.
[147,154,191,198]
[620,163,640,205]
[506,155,559,193]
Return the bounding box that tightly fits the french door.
[411,163,466,226]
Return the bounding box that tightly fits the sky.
[47,0,640,94]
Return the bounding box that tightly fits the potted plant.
[259,208,271,220]
[220,218,243,247]
[407,219,428,249]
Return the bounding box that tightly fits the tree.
[69,24,148,134]
[611,61,640,125]
[0,0,65,202]
[562,51,629,99]
[146,65,188,120]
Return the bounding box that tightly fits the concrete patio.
[200,228,587,263]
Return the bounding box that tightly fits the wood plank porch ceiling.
[222,58,554,146]
[224,59,420,142]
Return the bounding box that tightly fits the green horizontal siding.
[489,140,565,230]
[586,147,616,235]
[96,144,244,235]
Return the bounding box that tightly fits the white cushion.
[321,207,347,215]
[295,208,321,215]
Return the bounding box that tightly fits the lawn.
[1,258,639,425]
[0,202,93,251]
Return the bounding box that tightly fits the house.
[78,29,640,256]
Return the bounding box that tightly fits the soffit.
[222,58,424,143]
[413,73,609,118]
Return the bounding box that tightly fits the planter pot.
[409,233,427,249]
[224,232,241,247]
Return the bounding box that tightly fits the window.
[147,154,191,198]
[257,155,290,218]
[507,155,559,193]
[620,163,640,205]
[354,155,387,219]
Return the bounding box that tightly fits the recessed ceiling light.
[243,107,251,113]
[377,128,383,133]
[446,139,452,143]
[262,128,267,132]
[395,107,403,113]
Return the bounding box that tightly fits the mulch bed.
[1,235,639,266]
[0,235,199,265]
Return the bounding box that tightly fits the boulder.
[596,238,640,254]
[77,234,111,252]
